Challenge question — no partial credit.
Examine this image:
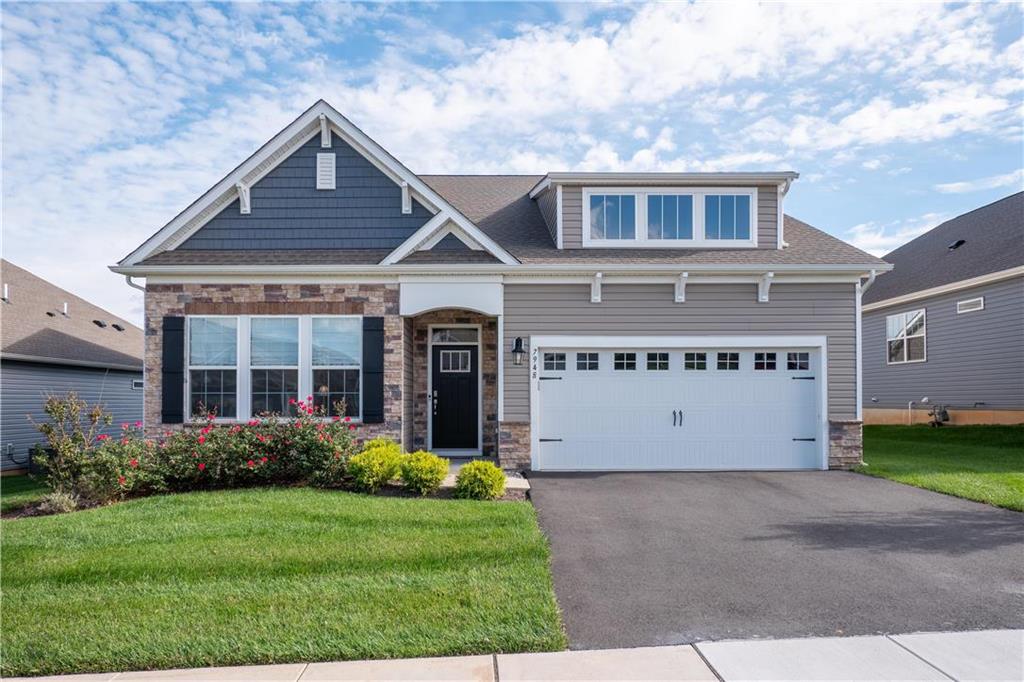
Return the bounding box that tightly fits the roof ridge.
[883,191,1024,259]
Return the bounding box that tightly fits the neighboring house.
[0,260,145,472]
[111,100,889,472]
[862,193,1024,425]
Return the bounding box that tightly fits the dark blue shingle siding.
[177,132,433,251]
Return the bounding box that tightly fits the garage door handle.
[672,410,677,426]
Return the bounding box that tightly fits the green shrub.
[453,460,506,500]
[31,392,113,497]
[399,451,449,495]
[37,491,78,515]
[348,441,403,492]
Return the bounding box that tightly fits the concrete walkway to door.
[528,471,1024,650]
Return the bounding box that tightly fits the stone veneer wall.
[828,420,863,469]
[143,283,405,444]
[498,421,531,471]
[409,310,498,456]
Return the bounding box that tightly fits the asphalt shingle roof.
[863,192,1024,304]
[141,174,886,269]
[0,260,143,369]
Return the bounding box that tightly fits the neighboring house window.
[717,352,739,370]
[956,297,984,314]
[131,379,144,390]
[250,317,299,417]
[188,316,238,419]
[543,352,566,371]
[614,352,637,370]
[647,352,669,370]
[589,194,636,240]
[576,352,599,370]
[886,309,926,364]
[704,194,752,240]
[647,195,694,240]
[754,352,776,370]
[787,352,810,371]
[583,188,756,247]
[312,317,362,418]
[684,352,706,370]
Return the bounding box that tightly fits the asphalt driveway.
[528,471,1024,650]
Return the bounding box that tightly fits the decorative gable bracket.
[235,183,250,214]
[674,272,689,303]
[401,182,412,215]
[591,272,603,303]
[758,271,774,303]
[319,113,331,148]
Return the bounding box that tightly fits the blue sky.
[2,1,1022,323]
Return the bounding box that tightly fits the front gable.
[177,132,434,251]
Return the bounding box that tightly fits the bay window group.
[186,315,362,421]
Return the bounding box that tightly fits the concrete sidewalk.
[8,629,1020,681]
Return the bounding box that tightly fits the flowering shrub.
[348,438,403,492]
[31,394,359,510]
[399,451,449,496]
[453,460,506,500]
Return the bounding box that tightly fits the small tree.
[30,392,112,495]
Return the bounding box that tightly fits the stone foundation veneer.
[143,283,405,444]
[828,419,863,469]
[498,421,531,471]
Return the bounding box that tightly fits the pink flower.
[247,459,255,468]
[343,416,351,423]
[134,421,143,428]
[129,459,139,468]
[197,463,206,471]
[118,475,126,486]
[97,434,110,441]
[121,423,130,430]
[260,456,268,464]
[348,425,356,431]
[332,416,340,422]
[288,398,297,405]
[248,419,259,427]
[198,435,206,444]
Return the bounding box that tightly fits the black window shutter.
[162,316,186,424]
[362,317,385,424]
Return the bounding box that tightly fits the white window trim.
[885,308,927,365]
[581,187,758,249]
[956,297,985,314]
[426,324,483,452]
[185,314,363,423]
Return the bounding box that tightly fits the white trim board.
[527,334,830,471]
[862,266,1024,312]
[528,171,800,198]
[118,100,517,268]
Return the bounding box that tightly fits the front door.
[431,345,479,449]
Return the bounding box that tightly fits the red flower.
[348,425,356,431]
[118,475,126,486]
[332,416,341,422]
[198,435,206,444]
[129,459,138,468]
[260,456,268,463]
[344,416,351,422]
[197,462,206,471]
[121,423,130,430]
[201,426,213,435]
[248,419,259,427]
[97,434,110,441]
[288,398,297,405]
[247,459,255,468]
[134,420,143,428]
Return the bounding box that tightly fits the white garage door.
[535,347,823,471]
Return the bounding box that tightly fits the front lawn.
[1,488,566,677]
[1,475,49,514]
[859,425,1024,511]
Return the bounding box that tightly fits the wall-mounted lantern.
[511,337,527,366]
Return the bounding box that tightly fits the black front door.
[431,344,479,449]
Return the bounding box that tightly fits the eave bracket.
[235,183,250,214]
[758,271,774,303]
[591,272,603,303]
[674,272,689,303]
[319,113,331,148]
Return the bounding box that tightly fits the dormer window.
[583,187,757,248]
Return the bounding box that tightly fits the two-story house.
[112,100,889,471]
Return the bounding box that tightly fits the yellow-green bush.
[453,460,506,500]
[399,451,449,496]
[348,439,403,492]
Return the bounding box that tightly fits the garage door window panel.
[576,352,599,371]
[647,352,669,371]
[717,352,739,370]
[614,353,637,371]
[787,352,810,371]
[684,352,707,370]
[754,352,777,370]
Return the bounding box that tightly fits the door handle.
[672,409,677,426]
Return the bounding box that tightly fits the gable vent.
[316,153,336,190]
[956,297,984,314]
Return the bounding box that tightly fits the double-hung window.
[188,317,238,419]
[886,309,926,364]
[250,317,299,417]
[584,188,757,247]
[185,315,362,421]
[312,317,362,418]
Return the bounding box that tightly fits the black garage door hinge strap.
[539,376,562,381]
[792,376,815,380]
[792,437,817,442]
[539,438,563,442]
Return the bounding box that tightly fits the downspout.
[125,275,145,292]
[855,270,876,422]
[861,269,877,295]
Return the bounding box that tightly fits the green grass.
[1,475,49,514]
[859,425,1024,511]
[1,488,566,677]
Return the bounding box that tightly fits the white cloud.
[934,169,1024,193]
[845,212,950,256]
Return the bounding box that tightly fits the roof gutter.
[1,352,143,373]
[528,171,800,198]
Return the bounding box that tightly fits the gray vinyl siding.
[560,185,778,249]
[0,361,143,471]
[503,282,857,420]
[536,187,558,244]
[862,277,1024,410]
[178,132,433,251]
